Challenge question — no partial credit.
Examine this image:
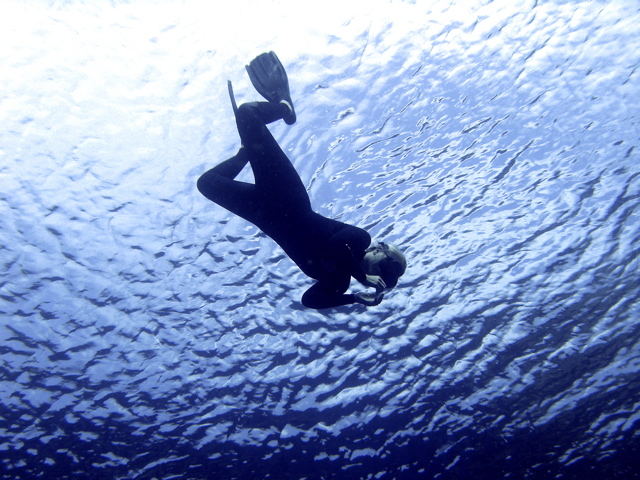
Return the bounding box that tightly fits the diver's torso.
[260,211,354,281]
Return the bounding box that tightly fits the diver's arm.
[328,226,372,284]
[334,232,385,290]
[301,280,384,309]
[361,275,386,290]
[301,281,357,309]
[303,226,380,309]
[353,290,384,306]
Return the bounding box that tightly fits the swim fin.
[227,80,238,119]
[246,51,296,125]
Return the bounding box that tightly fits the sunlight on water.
[1,0,639,479]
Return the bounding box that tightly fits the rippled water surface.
[1,0,639,479]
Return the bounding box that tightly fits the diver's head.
[362,242,407,288]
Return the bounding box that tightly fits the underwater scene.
[1,0,639,478]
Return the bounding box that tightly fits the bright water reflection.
[1,1,639,479]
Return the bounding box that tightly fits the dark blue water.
[1,1,639,479]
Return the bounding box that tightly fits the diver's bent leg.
[235,102,289,147]
[201,148,249,180]
[235,102,310,210]
[197,150,260,222]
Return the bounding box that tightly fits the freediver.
[197,52,406,309]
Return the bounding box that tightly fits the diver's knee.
[196,171,214,197]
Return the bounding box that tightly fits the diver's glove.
[354,291,384,306]
[364,274,386,290]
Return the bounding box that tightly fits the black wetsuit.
[197,101,371,308]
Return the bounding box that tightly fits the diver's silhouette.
[197,52,405,308]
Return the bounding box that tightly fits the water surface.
[1,1,639,479]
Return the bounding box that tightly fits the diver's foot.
[280,99,296,125]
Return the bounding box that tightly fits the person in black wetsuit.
[197,52,406,309]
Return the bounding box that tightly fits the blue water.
[1,0,639,479]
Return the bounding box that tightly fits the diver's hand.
[354,291,384,306]
[364,275,386,291]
